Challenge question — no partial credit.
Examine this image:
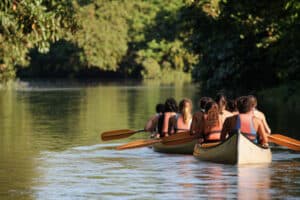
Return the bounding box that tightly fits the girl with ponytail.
[168,98,193,134]
[203,101,223,142]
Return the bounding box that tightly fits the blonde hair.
[179,98,193,124]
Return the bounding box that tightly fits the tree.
[0,0,78,81]
[189,0,300,90]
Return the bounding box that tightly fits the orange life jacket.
[235,114,258,143]
[204,114,222,142]
[175,114,192,133]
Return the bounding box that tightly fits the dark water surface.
[0,80,299,200]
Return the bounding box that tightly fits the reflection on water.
[238,165,271,199]
[0,80,299,199]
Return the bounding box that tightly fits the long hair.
[199,97,213,111]
[179,98,193,124]
[227,99,237,112]
[248,95,257,108]
[215,93,227,112]
[204,101,220,129]
[164,98,178,112]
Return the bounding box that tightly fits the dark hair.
[237,96,252,113]
[164,98,178,112]
[156,103,165,113]
[205,100,219,112]
[227,99,237,112]
[248,95,257,108]
[199,97,213,110]
[215,93,227,109]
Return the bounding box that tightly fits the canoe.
[152,139,197,154]
[193,131,272,165]
[151,131,198,154]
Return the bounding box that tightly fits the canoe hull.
[153,139,197,154]
[193,132,272,165]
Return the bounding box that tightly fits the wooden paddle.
[270,134,300,145]
[268,134,300,151]
[116,139,161,150]
[101,129,145,141]
[116,131,197,150]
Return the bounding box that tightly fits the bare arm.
[255,110,271,134]
[144,115,158,132]
[257,122,268,144]
[221,116,237,141]
[168,116,176,134]
[190,112,203,136]
[262,116,271,134]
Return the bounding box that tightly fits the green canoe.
[152,139,197,154]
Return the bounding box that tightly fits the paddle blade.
[268,135,300,151]
[101,129,142,141]
[116,139,161,150]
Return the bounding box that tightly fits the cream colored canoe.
[193,131,272,165]
[152,139,197,154]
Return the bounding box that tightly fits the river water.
[0,80,299,200]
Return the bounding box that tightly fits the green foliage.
[140,58,161,79]
[18,40,86,78]
[1,0,298,89]
[136,39,198,73]
[72,0,130,71]
[189,0,300,90]
[0,0,78,81]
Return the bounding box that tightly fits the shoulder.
[223,110,234,117]
[253,116,263,125]
[193,111,204,120]
[193,111,203,118]
[254,109,266,119]
[224,115,238,124]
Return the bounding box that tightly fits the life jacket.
[203,114,222,142]
[235,114,258,143]
[175,114,192,133]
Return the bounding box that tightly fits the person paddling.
[190,97,213,136]
[168,98,193,134]
[227,99,239,115]
[144,103,165,133]
[248,95,271,134]
[155,98,178,138]
[221,96,269,147]
[215,94,234,123]
[202,101,223,143]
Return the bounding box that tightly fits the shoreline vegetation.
[1,0,299,91]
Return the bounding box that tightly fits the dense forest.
[0,0,299,90]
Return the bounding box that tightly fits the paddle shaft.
[116,131,197,150]
[268,135,300,151]
[101,129,145,141]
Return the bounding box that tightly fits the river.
[0,80,299,199]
